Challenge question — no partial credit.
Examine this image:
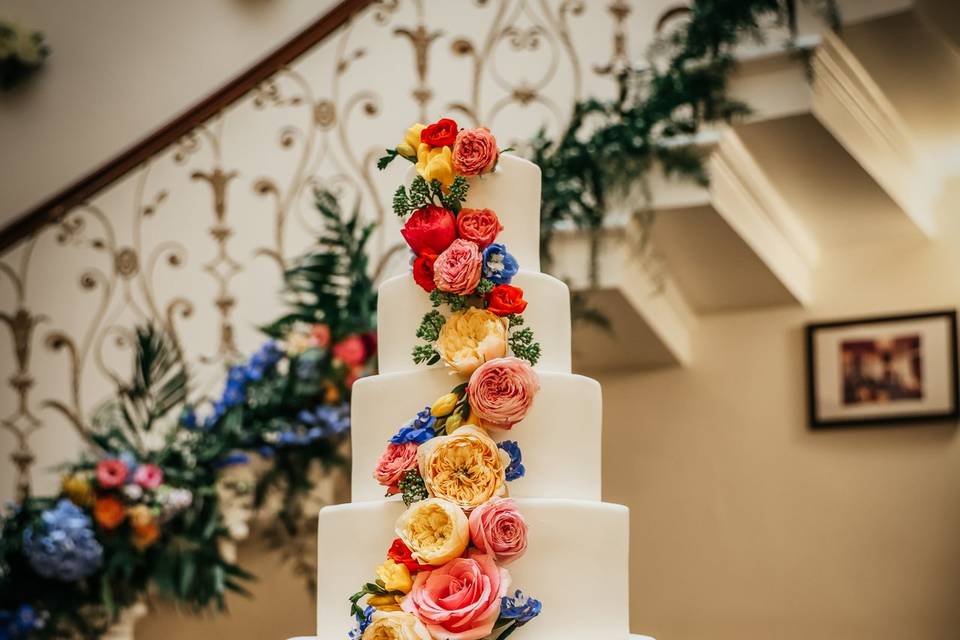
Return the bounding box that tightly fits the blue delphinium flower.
[0,604,47,638]
[22,500,103,582]
[179,405,198,430]
[202,340,285,430]
[347,605,375,639]
[498,440,525,481]
[500,590,542,626]
[482,243,519,285]
[390,407,436,444]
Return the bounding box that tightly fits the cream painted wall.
[600,198,960,639]
[0,0,338,225]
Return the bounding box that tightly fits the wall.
[0,0,340,226]
[601,197,960,639]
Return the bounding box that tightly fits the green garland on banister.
[533,0,839,284]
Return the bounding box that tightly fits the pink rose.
[456,208,503,248]
[467,357,540,429]
[434,239,482,295]
[402,552,510,640]
[452,128,499,176]
[333,334,367,367]
[374,442,420,493]
[468,498,528,565]
[133,463,163,490]
[96,459,128,489]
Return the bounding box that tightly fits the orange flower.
[131,519,160,550]
[93,496,125,530]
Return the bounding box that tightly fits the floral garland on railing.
[381,118,541,373]
[344,122,543,640]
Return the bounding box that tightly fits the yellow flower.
[396,123,425,158]
[430,393,459,417]
[417,426,508,510]
[367,594,403,612]
[376,559,412,594]
[443,411,464,432]
[127,504,153,529]
[415,144,455,189]
[395,497,469,566]
[362,610,432,639]
[62,474,94,507]
[436,308,507,376]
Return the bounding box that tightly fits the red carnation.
[401,206,457,256]
[387,537,432,573]
[420,118,459,147]
[413,252,437,293]
[486,284,528,316]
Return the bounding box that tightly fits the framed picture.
[806,310,959,428]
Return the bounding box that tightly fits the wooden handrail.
[0,0,373,254]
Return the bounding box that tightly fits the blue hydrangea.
[500,590,542,625]
[390,407,436,444]
[0,604,46,639]
[22,500,103,582]
[482,243,519,285]
[498,440,525,481]
[347,605,375,639]
[202,340,284,430]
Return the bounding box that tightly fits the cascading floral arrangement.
[344,121,543,640]
[380,118,541,373]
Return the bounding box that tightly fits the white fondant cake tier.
[404,155,541,271]
[316,499,630,639]
[350,367,601,502]
[376,270,572,375]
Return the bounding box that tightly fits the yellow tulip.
[376,559,413,594]
[430,393,459,417]
[416,144,455,189]
[367,594,403,612]
[396,123,425,158]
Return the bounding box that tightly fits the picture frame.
[805,310,959,428]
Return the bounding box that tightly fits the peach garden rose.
[452,127,499,177]
[467,357,540,429]
[436,308,507,375]
[362,610,432,640]
[374,442,419,494]
[433,238,482,295]
[417,425,508,510]
[468,497,528,565]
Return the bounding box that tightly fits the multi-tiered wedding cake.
[309,120,644,639]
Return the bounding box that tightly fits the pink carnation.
[133,463,164,490]
[402,552,509,640]
[95,459,129,489]
[467,357,540,429]
[333,334,368,367]
[468,498,528,565]
[434,239,482,295]
[374,442,419,493]
[452,128,499,177]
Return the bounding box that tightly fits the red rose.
[387,537,432,573]
[457,208,503,248]
[413,252,437,293]
[420,118,459,147]
[486,284,527,316]
[401,206,457,256]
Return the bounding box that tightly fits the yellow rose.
[367,594,403,612]
[62,474,94,507]
[417,426,508,510]
[415,144,455,189]
[396,123,425,158]
[376,559,412,594]
[395,497,469,566]
[362,610,432,640]
[436,308,507,376]
[430,393,459,417]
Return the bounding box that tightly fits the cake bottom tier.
[316,498,631,639]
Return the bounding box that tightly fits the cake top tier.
[402,154,542,272]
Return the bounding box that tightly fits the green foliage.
[534,0,839,280]
[398,470,429,507]
[392,175,470,217]
[508,327,541,367]
[415,310,446,343]
[412,344,440,366]
[429,289,469,312]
